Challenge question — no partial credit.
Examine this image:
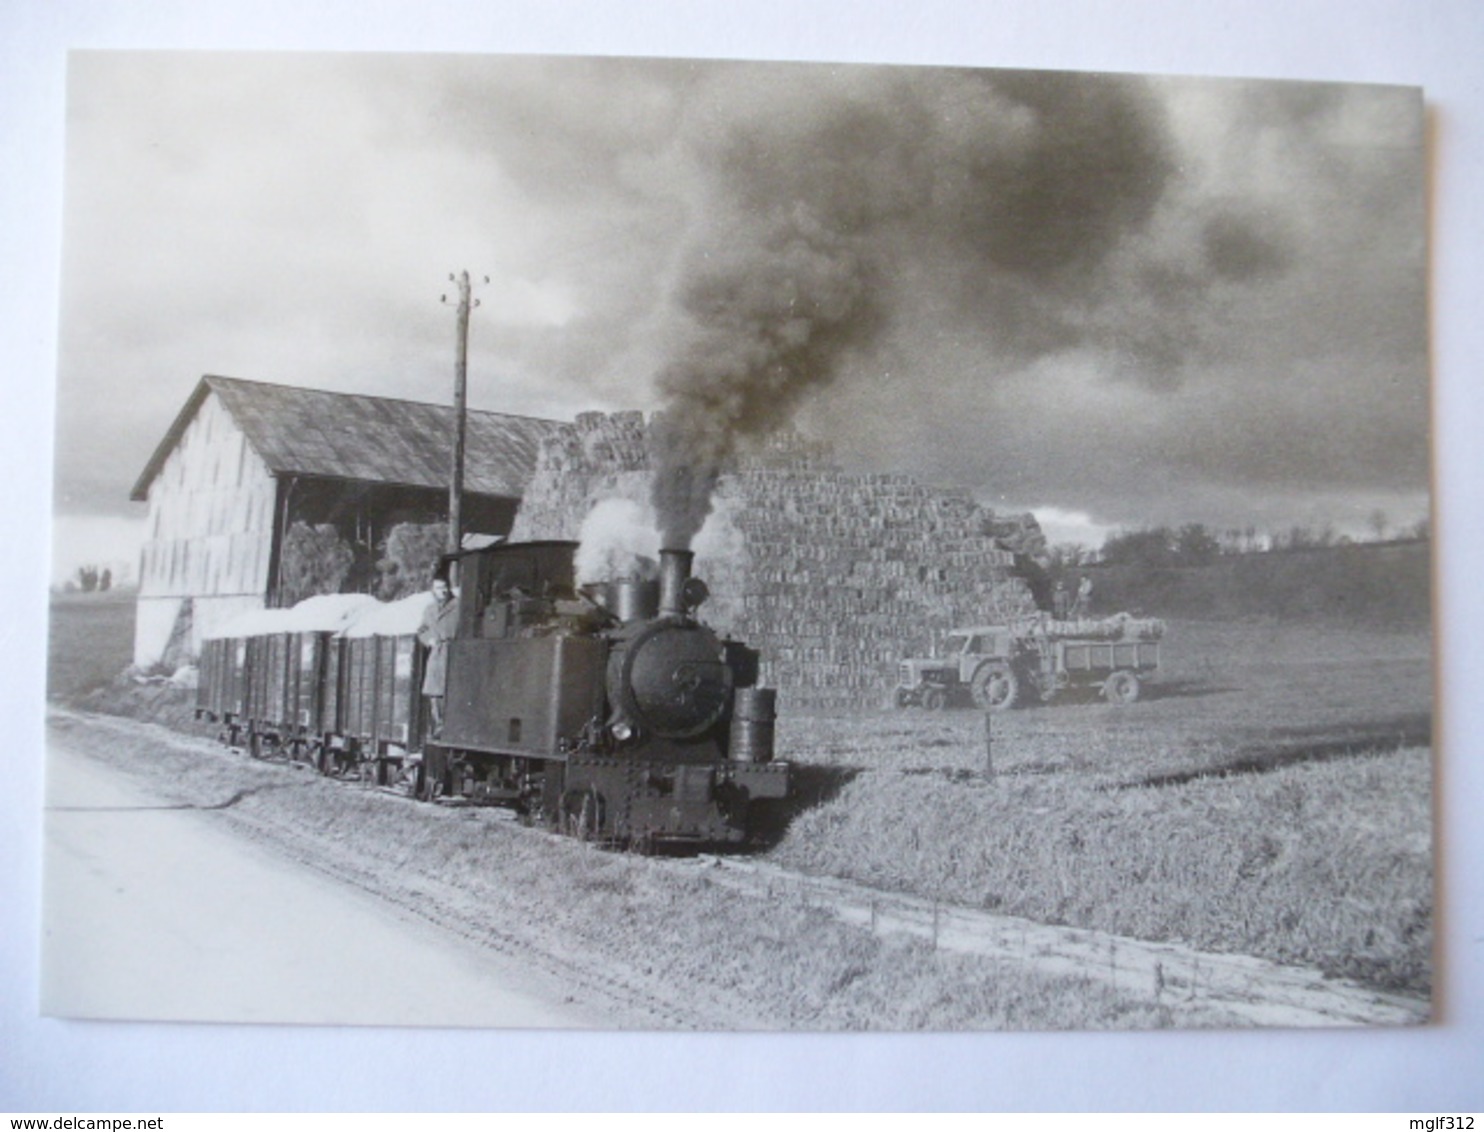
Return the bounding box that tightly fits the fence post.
[984,711,995,780]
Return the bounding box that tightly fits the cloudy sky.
[54,52,1428,550]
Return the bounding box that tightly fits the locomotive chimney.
[658,548,695,618]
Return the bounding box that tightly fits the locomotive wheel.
[567,790,602,842]
[576,791,597,842]
[921,686,947,712]
[1104,670,1142,704]
[973,663,1021,712]
[519,797,546,828]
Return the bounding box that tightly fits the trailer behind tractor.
[894,615,1164,710]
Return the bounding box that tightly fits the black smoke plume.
[649,66,1175,547]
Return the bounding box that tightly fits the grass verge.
[50,711,1225,1030]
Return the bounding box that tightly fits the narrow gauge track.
[57,708,1429,1029]
[684,857,1429,1028]
[237,725,1425,1027]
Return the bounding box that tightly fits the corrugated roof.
[131,375,567,501]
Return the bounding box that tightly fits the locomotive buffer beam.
[564,755,790,844]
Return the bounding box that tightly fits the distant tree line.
[1055,513,1430,571]
[71,565,113,592]
[1097,524,1224,569]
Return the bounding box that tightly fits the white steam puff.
[690,495,744,568]
[574,498,661,585]
[575,495,744,586]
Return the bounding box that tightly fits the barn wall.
[133,393,277,667]
[510,412,1042,709]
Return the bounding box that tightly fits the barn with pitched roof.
[129,375,565,667]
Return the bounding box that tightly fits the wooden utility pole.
[442,272,484,555]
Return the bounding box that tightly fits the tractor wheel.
[921,686,948,712]
[1104,670,1142,704]
[973,663,1021,712]
[894,687,913,709]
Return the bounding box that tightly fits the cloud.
[54,55,1428,544]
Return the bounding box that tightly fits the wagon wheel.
[419,747,449,802]
[973,663,1020,712]
[415,761,445,803]
[1104,670,1142,704]
[921,686,948,712]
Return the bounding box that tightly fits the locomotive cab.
[436,541,604,762]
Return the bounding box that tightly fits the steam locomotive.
[196,539,788,848]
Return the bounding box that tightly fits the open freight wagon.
[196,593,429,783]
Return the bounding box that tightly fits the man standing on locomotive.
[418,576,458,737]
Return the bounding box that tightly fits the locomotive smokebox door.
[610,621,734,741]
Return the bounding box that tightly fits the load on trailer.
[894,613,1165,711]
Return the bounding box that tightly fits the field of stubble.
[765,619,1434,993]
[47,593,1435,1009]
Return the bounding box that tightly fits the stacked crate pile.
[509,411,653,538]
[511,412,1040,709]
